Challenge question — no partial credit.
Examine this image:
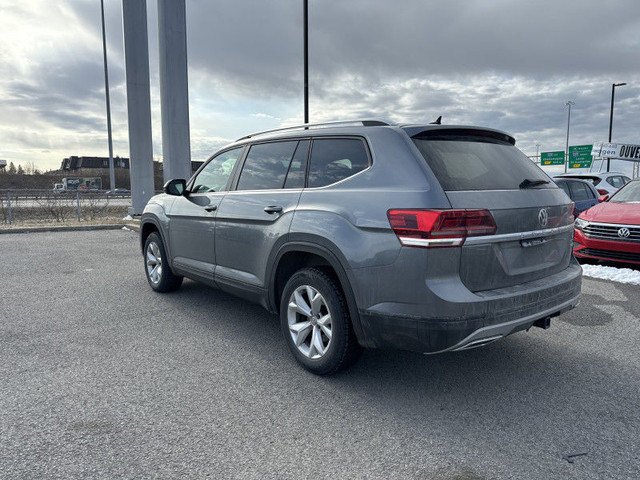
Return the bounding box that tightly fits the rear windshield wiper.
[519,178,550,189]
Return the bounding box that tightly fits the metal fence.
[0,190,131,225]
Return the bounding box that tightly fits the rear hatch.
[410,128,574,292]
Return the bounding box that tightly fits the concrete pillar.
[158,0,191,183]
[122,0,155,215]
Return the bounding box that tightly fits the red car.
[574,179,640,264]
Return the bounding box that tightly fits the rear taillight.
[569,202,575,222]
[387,209,497,248]
[597,188,608,195]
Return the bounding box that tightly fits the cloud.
[0,0,639,175]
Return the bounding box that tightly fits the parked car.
[574,179,640,265]
[553,177,599,216]
[108,188,131,197]
[554,172,631,195]
[140,120,581,374]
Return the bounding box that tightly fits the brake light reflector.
[387,209,497,248]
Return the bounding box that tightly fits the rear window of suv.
[412,130,551,191]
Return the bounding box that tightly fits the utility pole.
[607,82,626,172]
[303,0,309,124]
[564,100,574,173]
[100,0,116,192]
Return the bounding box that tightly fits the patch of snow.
[122,226,131,231]
[581,264,640,285]
[122,215,133,221]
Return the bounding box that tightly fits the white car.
[553,172,631,195]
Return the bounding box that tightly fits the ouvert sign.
[592,142,640,161]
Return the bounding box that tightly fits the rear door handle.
[204,205,217,212]
[264,205,283,214]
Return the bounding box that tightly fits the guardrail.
[0,189,131,225]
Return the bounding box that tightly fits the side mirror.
[164,179,187,196]
[598,194,609,203]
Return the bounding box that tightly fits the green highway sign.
[568,144,593,169]
[541,151,565,166]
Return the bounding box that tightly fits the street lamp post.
[303,0,309,124]
[607,82,626,172]
[100,0,115,193]
[565,100,575,173]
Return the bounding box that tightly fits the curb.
[0,224,139,234]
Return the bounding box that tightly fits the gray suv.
[140,120,581,375]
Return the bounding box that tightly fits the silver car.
[140,120,581,375]
[554,172,631,195]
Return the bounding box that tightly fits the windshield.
[412,133,551,191]
[609,181,640,203]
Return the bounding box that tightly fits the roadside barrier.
[0,189,130,225]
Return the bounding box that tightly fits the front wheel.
[144,232,183,292]
[280,268,362,375]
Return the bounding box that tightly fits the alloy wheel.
[287,285,332,359]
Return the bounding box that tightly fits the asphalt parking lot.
[1,230,639,479]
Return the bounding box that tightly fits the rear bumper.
[574,228,640,264]
[358,262,582,353]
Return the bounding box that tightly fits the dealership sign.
[591,142,640,161]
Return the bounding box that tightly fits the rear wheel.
[280,268,362,375]
[144,232,183,292]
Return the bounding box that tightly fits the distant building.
[61,156,130,171]
[61,156,203,173]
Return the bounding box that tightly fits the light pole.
[303,0,309,124]
[607,82,626,172]
[564,100,574,173]
[535,143,540,164]
[100,0,115,193]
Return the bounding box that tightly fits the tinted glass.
[610,181,640,203]
[237,141,298,191]
[308,138,369,188]
[412,134,550,191]
[568,181,591,201]
[557,181,571,197]
[607,176,624,188]
[284,140,310,189]
[191,147,242,193]
[622,176,631,183]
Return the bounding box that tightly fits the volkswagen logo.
[538,208,548,228]
[618,227,631,238]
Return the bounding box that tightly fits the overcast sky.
[1,0,639,173]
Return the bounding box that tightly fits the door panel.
[166,193,225,284]
[215,190,302,289]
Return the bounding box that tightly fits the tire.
[280,268,362,375]
[144,232,183,292]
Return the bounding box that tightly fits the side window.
[284,140,310,189]
[569,181,590,201]
[622,176,631,184]
[308,138,369,188]
[236,141,298,191]
[557,182,571,197]
[607,176,625,189]
[191,147,242,193]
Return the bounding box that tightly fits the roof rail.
[235,119,392,141]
